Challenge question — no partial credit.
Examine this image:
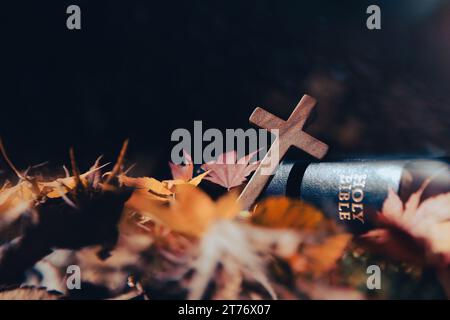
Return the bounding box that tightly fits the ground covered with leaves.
[0,140,449,300]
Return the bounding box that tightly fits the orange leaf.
[39,163,108,198]
[0,181,36,223]
[251,196,325,231]
[291,234,352,277]
[136,184,240,237]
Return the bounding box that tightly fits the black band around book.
[264,159,449,233]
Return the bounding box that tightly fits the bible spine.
[264,159,449,233]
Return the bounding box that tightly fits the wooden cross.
[238,94,329,210]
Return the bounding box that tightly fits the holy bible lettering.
[338,173,367,223]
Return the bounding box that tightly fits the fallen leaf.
[0,141,133,286]
[0,287,61,300]
[0,181,37,226]
[169,149,194,181]
[162,171,209,190]
[359,184,450,266]
[201,150,259,190]
[0,139,40,221]
[122,169,210,214]
[251,196,326,231]
[290,234,352,278]
[142,219,302,300]
[252,196,352,278]
[359,228,426,265]
[39,162,109,199]
[135,185,304,300]
[121,176,174,202]
[137,184,240,237]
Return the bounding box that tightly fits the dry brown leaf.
[136,184,240,237]
[290,234,352,278]
[252,196,325,231]
[0,287,61,300]
[121,176,174,202]
[0,181,37,225]
[251,196,352,278]
[0,155,108,227]
[360,183,450,266]
[0,140,37,221]
[162,171,209,190]
[122,169,209,214]
[359,228,425,265]
[134,185,303,300]
[39,162,108,199]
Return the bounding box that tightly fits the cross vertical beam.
[238,94,329,210]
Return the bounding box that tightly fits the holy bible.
[263,158,450,233]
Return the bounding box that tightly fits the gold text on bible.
[338,174,367,223]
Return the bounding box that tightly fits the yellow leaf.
[187,170,210,187]
[39,165,107,198]
[136,184,240,237]
[123,171,211,215]
[0,181,37,222]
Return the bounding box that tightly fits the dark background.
[1,0,449,179]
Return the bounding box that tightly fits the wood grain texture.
[239,94,329,210]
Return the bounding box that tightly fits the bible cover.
[264,159,448,233]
